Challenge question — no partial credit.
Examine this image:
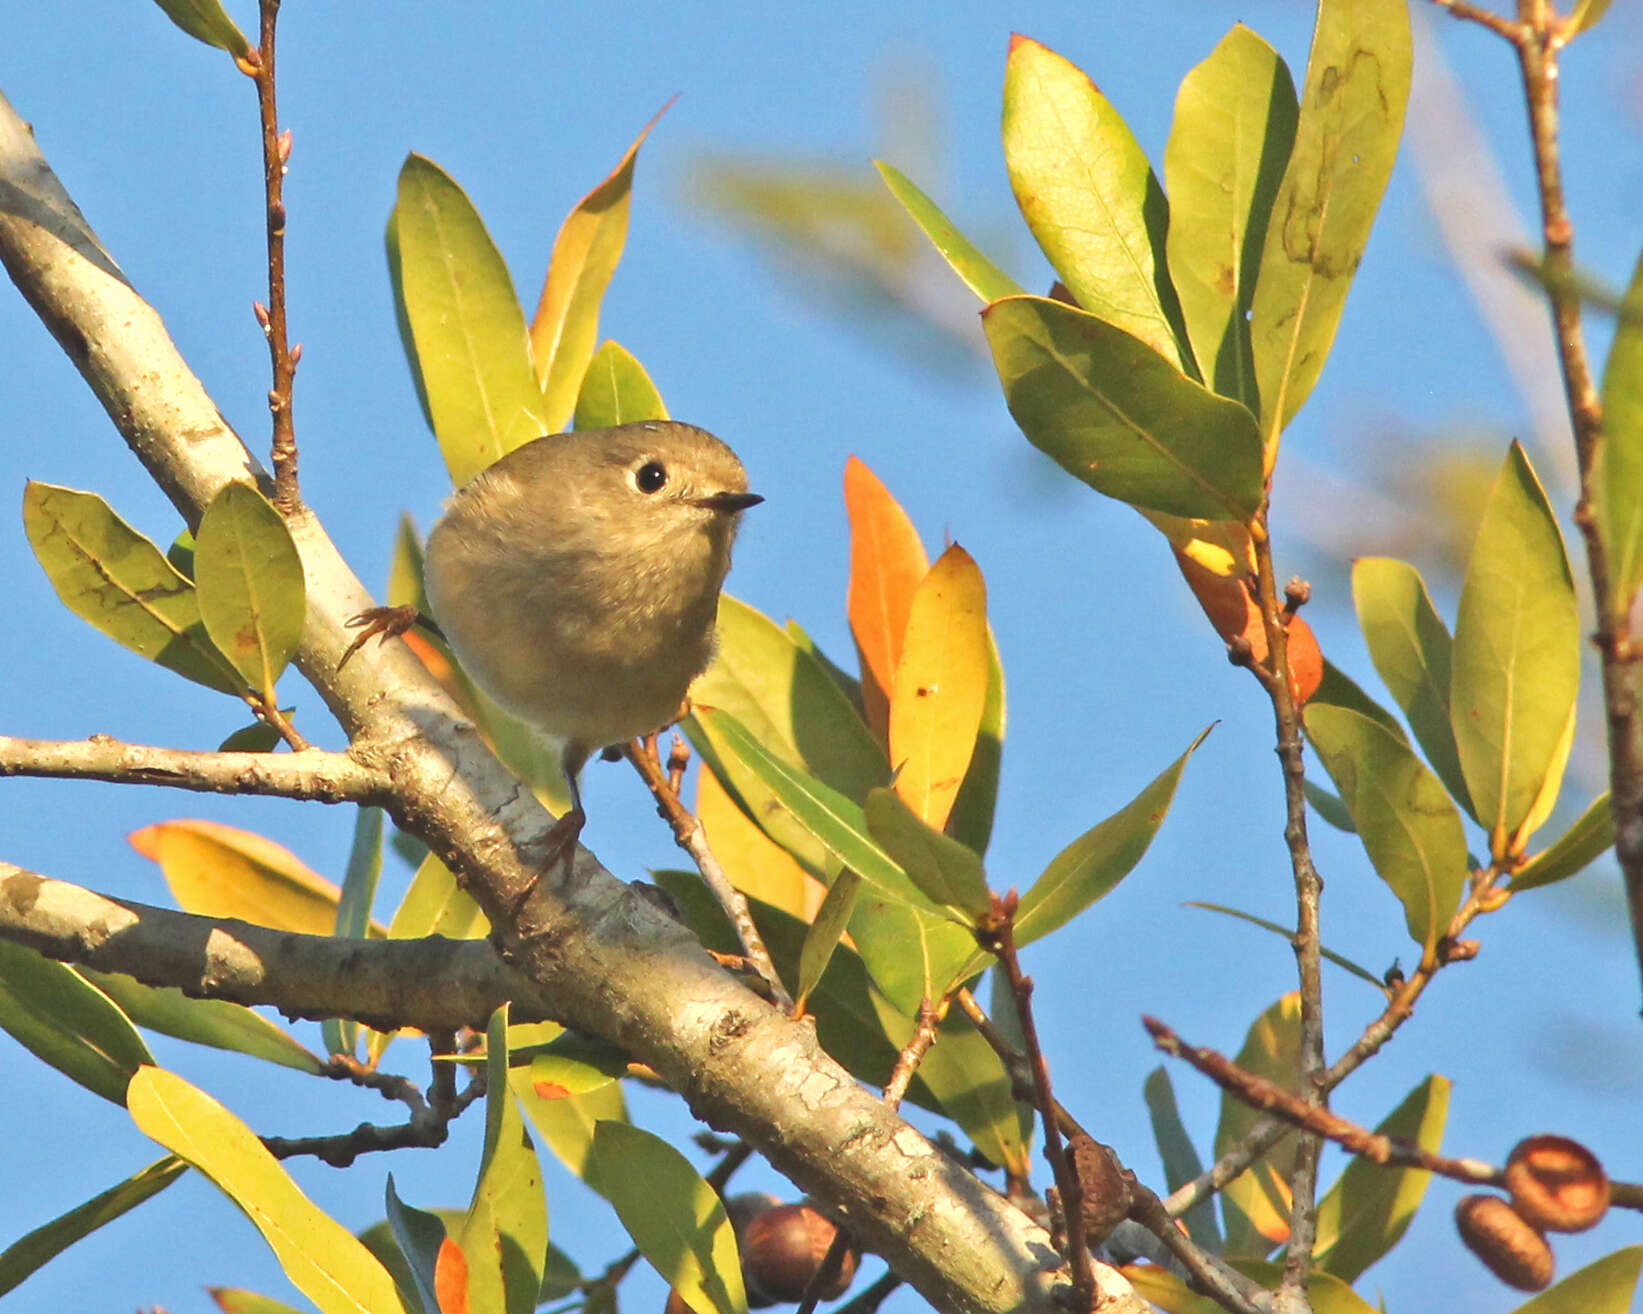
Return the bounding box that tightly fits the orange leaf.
[844,457,929,746]
[697,763,826,922]
[129,819,385,936]
[888,544,990,830]
[435,1236,471,1314]
[529,100,674,429]
[1172,550,1322,705]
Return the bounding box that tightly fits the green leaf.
[382,1176,446,1314]
[461,1007,547,1314]
[795,869,860,1014]
[148,0,251,59]
[1184,902,1382,988]
[1002,35,1190,371]
[1214,995,1300,1257]
[1510,1247,1643,1314]
[1314,1075,1450,1281]
[220,722,283,753]
[0,940,152,1105]
[846,892,978,1017]
[530,107,669,431]
[1512,792,1616,892]
[1568,0,1616,34]
[1127,1261,1379,1314]
[1306,704,1470,954]
[1163,24,1298,411]
[1596,247,1643,617]
[0,1155,186,1297]
[1305,779,1357,833]
[590,1122,746,1314]
[206,1290,309,1314]
[983,296,1264,520]
[865,787,991,921]
[1311,659,1406,739]
[194,482,307,700]
[948,628,1006,856]
[510,1070,627,1196]
[1451,442,1581,856]
[1352,557,1473,817]
[521,1030,630,1100]
[573,340,668,430]
[1249,0,1412,441]
[1013,727,1208,948]
[1143,1067,1221,1251]
[389,154,546,488]
[127,1067,408,1314]
[388,853,487,942]
[873,161,1023,304]
[325,807,385,1060]
[22,482,242,694]
[81,970,324,1075]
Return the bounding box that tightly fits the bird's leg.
[507,742,590,920]
[337,604,445,670]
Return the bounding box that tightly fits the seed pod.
[1455,1194,1553,1292]
[740,1202,857,1306]
[1505,1134,1610,1233]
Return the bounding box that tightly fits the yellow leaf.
[129,820,384,937]
[844,457,929,746]
[1512,697,1579,857]
[696,764,826,922]
[1140,510,1255,577]
[889,545,989,830]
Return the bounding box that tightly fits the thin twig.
[252,0,300,511]
[830,1269,902,1314]
[0,733,392,803]
[1248,529,1324,1310]
[625,733,793,1010]
[979,894,1096,1307]
[1427,0,1526,42]
[882,996,939,1110]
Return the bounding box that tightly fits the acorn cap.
[1505,1134,1610,1233]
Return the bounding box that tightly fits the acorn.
[739,1202,858,1306]
[1504,1135,1610,1233]
[1454,1194,1553,1292]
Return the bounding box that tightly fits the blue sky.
[2,3,1642,1312]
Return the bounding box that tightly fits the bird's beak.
[691,491,764,513]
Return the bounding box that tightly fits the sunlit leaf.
[948,628,1006,856]
[1352,557,1472,817]
[326,807,385,1060]
[983,295,1264,520]
[873,161,1023,304]
[1002,35,1189,370]
[573,340,668,430]
[0,940,151,1105]
[148,0,251,60]
[389,154,545,488]
[1164,24,1297,410]
[1214,994,1300,1256]
[1249,0,1412,442]
[1314,1075,1449,1281]
[531,105,671,430]
[1451,443,1581,858]
[866,787,991,921]
[194,482,306,700]
[0,1155,185,1298]
[1569,0,1616,34]
[461,1008,547,1314]
[1143,1068,1220,1251]
[82,969,324,1075]
[209,1290,309,1314]
[524,1032,630,1100]
[1511,1246,1643,1314]
[1305,704,1469,955]
[1124,1260,1378,1314]
[1184,903,1382,988]
[129,819,373,938]
[511,1070,627,1196]
[795,869,860,1015]
[889,544,990,830]
[843,456,929,745]
[128,1067,408,1314]
[388,853,487,942]
[22,482,241,694]
[1012,729,1208,949]
[696,762,824,924]
[1596,247,1643,618]
[1512,791,1616,892]
[846,892,977,1017]
[590,1122,746,1314]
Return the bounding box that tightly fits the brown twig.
[979,894,1096,1307]
[882,996,939,1110]
[1248,526,1324,1308]
[625,733,793,1010]
[251,0,300,511]
[830,1269,902,1314]
[0,733,390,803]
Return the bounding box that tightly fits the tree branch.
[0,734,392,803]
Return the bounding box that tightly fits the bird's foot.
[507,807,587,921]
[338,604,427,670]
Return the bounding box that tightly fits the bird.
[344,420,761,880]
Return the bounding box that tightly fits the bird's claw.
[337,604,423,670]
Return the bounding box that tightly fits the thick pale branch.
[0,88,1132,1314]
[0,734,392,803]
[0,864,549,1031]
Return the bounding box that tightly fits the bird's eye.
[635,461,668,494]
